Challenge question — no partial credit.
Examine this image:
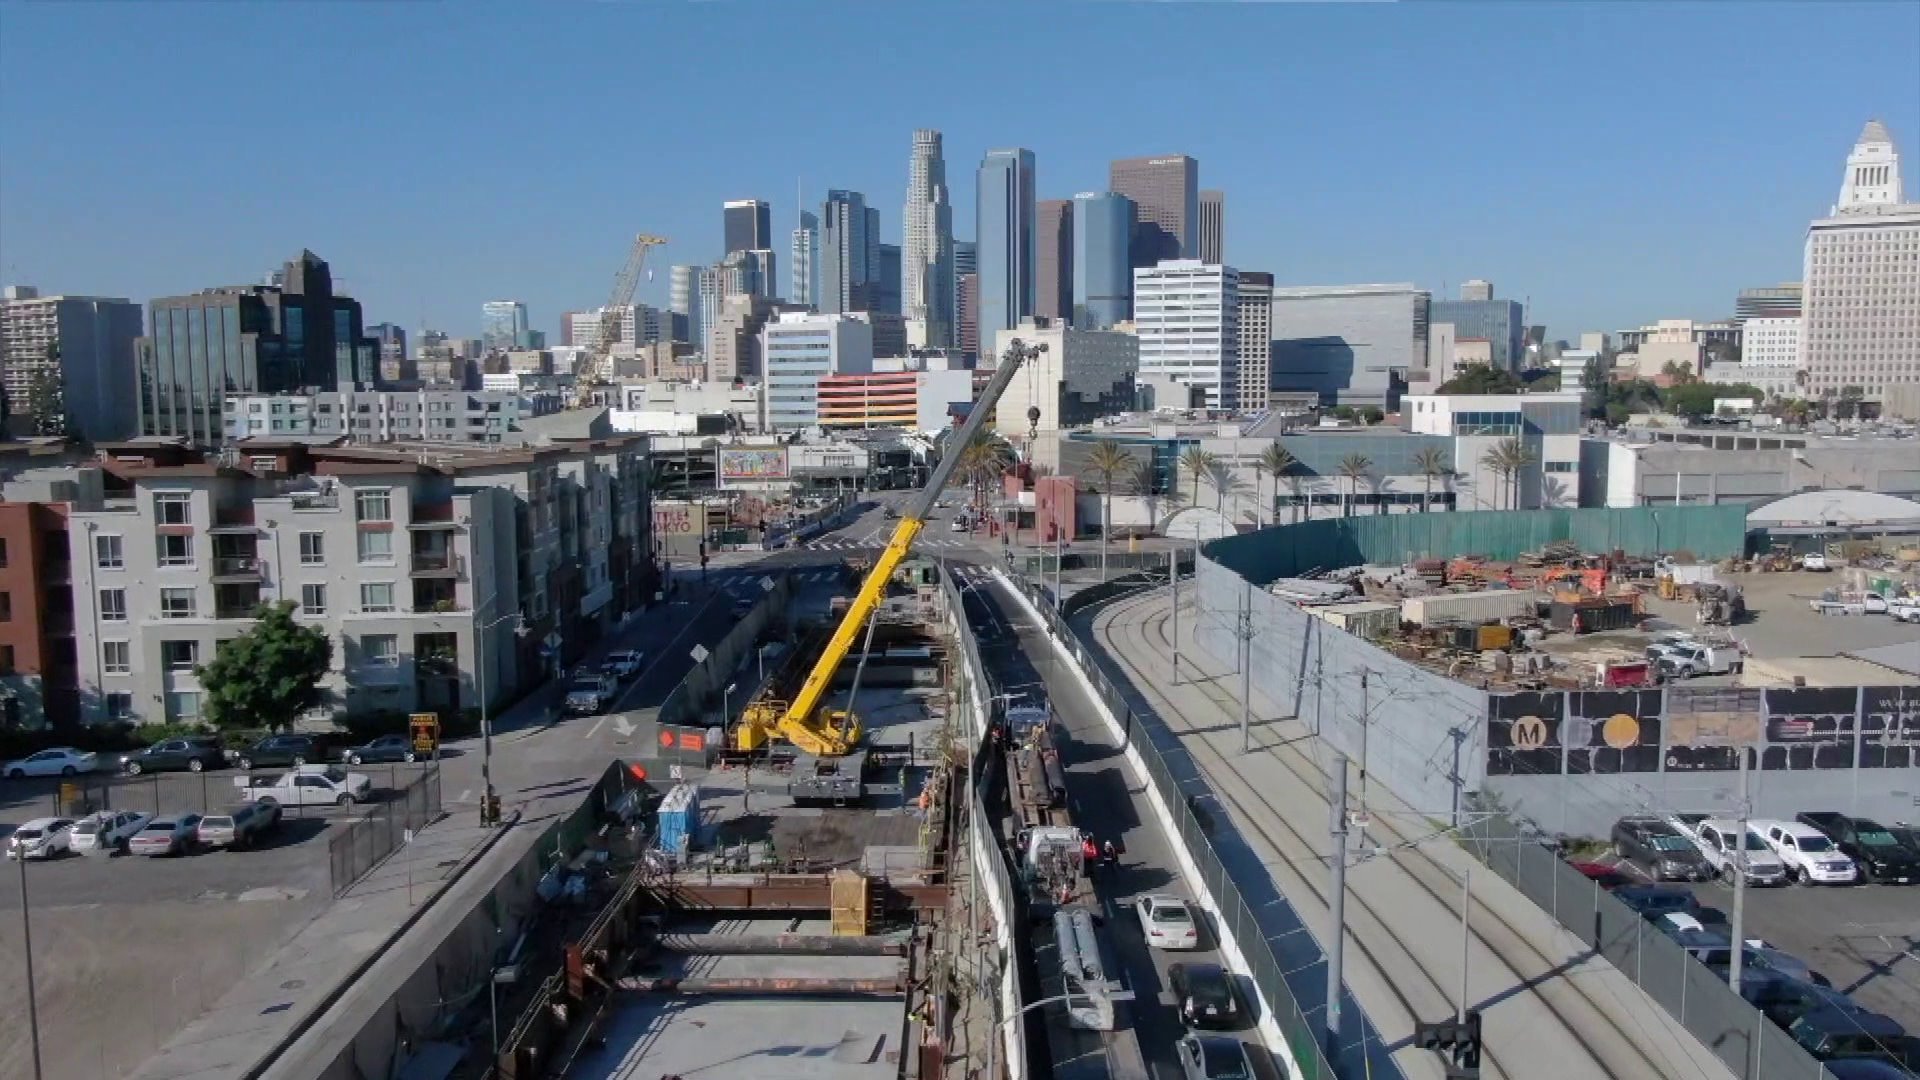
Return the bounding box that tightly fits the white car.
[3,747,100,779]
[69,810,151,856]
[1135,893,1200,950]
[1689,819,1789,886]
[1801,552,1830,571]
[1889,599,1920,624]
[6,817,76,860]
[1754,819,1859,885]
[601,650,645,681]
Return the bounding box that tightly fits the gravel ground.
[1638,568,1920,660]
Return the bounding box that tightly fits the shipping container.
[1476,624,1514,651]
[1401,589,1543,627]
[1311,601,1401,641]
[1548,600,1635,634]
[656,782,702,855]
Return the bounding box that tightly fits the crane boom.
[576,233,668,394]
[741,339,1043,756]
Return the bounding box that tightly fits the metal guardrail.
[327,765,443,896]
[1012,574,1397,1080]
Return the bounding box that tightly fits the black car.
[1797,812,1920,885]
[1790,1005,1918,1068]
[1611,817,1715,881]
[1885,822,1920,855]
[1175,1033,1255,1080]
[1738,970,1875,1032]
[232,733,336,771]
[342,734,419,766]
[1611,884,1707,922]
[1169,962,1241,1030]
[120,737,227,775]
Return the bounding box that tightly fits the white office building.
[1724,316,1804,398]
[1133,261,1239,411]
[991,318,1139,443]
[0,286,144,441]
[566,305,667,353]
[1802,120,1920,401]
[1405,392,1585,509]
[759,312,875,431]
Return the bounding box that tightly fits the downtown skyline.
[2,3,1916,341]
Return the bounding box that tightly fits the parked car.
[3,747,100,778]
[1801,552,1831,571]
[130,814,203,856]
[1797,812,1920,884]
[601,650,645,681]
[1612,884,1707,922]
[1168,962,1241,1029]
[1174,1033,1255,1080]
[1135,894,1201,950]
[1886,599,1920,624]
[120,736,227,775]
[1886,822,1920,854]
[234,765,372,807]
[565,673,618,716]
[1658,918,1824,986]
[1568,860,1636,890]
[951,516,970,532]
[1820,1060,1920,1079]
[198,801,280,850]
[232,733,337,771]
[5,817,75,860]
[1739,970,1870,1031]
[69,810,151,855]
[343,734,419,765]
[1754,819,1859,885]
[1790,1007,1916,1067]
[1654,643,1743,679]
[1611,816,1716,881]
[1688,819,1789,886]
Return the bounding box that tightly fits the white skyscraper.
[903,129,955,347]
[792,211,819,310]
[1133,261,1240,410]
[1802,120,1920,400]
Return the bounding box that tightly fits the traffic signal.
[1414,1011,1482,1078]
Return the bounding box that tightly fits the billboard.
[717,446,789,488]
[652,502,706,538]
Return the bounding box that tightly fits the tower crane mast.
[574,233,668,404]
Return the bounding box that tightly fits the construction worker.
[1102,839,1119,872]
[1080,834,1098,866]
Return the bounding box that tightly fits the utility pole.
[17,853,43,1080]
[1458,867,1472,1024]
[1729,744,1750,990]
[1169,548,1182,685]
[1237,585,1254,753]
[1358,670,1372,824]
[1448,725,1469,829]
[1325,749,1350,1055]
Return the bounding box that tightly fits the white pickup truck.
[1809,590,1888,617]
[234,764,373,807]
[1648,641,1743,679]
[1885,598,1920,624]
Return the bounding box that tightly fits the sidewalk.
[1081,587,1735,1080]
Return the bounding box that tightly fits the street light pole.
[1325,749,1349,1055]
[17,854,44,1080]
[475,603,524,826]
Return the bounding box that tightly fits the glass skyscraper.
[1072,192,1135,330]
[481,300,529,353]
[976,148,1036,347]
[820,190,881,314]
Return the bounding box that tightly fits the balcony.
[210,505,257,533]
[212,556,264,582]
[410,552,467,579]
[408,501,458,529]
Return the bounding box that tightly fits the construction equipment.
[733,338,1047,756]
[570,233,669,406]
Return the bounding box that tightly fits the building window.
[99,588,128,622]
[95,534,125,569]
[101,640,132,675]
[105,692,135,720]
[154,492,192,526]
[0,592,9,622]
[158,533,194,567]
[0,537,8,568]
[161,640,200,671]
[300,583,327,616]
[360,633,400,667]
[356,489,392,523]
[360,582,395,612]
[299,532,325,564]
[0,645,12,675]
[357,529,393,562]
[160,587,197,619]
[165,691,202,722]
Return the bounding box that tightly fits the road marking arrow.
[612,716,635,738]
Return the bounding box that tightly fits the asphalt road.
[957,563,1273,1080]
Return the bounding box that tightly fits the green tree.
[1359,406,1385,426]
[956,431,1013,524]
[1335,453,1373,518]
[1255,442,1298,527]
[195,601,334,732]
[1437,364,1524,395]
[1412,446,1448,513]
[1079,440,1134,581]
[1177,446,1218,508]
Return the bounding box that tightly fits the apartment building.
[65,437,654,727]
[222,388,564,443]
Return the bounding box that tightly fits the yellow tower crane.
[571,233,668,406]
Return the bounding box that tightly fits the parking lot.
[0,761,432,1080]
[1589,850,1920,1036]
[1639,567,1920,662]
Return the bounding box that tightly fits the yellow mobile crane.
[735,338,1047,756]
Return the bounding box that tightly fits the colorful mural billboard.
[717,447,790,487]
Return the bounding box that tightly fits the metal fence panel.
[327,765,443,896]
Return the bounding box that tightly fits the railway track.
[1084,587,1732,1080]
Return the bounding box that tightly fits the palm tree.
[956,431,1013,525]
[1080,441,1134,582]
[1335,454,1373,518]
[1255,442,1298,527]
[1481,438,1535,510]
[1176,446,1218,509]
[1411,446,1448,513]
[1127,460,1177,532]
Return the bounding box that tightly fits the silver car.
[69,810,151,855]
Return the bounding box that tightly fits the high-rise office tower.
[821,190,881,314]
[1803,120,1919,400]
[1431,285,1525,372]
[481,300,529,353]
[1035,199,1073,322]
[1071,192,1135,330]
[719,249,777,300]
[1111,155,1199,267]
[1234,271,1274,409]
[368,322,410,383]
[1134,261,1239,410]
[669,265,697,317]
[903,129,955,346]
[877,244,902,316]
[977,148,1036,343]
[723,199,772,255]
[1733,284,1802,324]
[952,240,976,336]
[1198,190,1224,264]
[1459,279,1495,302]
[0,286,143,441]
[792,211,820,310]
[957,273,980,363]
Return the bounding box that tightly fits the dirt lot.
[1638,568,1920,661]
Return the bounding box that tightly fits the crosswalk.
[801,536,980,551]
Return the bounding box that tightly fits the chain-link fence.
[327,766,443,896]
[1008,572,1400,1080]
[1458,804,1845,1080]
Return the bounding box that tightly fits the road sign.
[409,713,441,756]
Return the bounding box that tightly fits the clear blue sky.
[3,2,1915,342]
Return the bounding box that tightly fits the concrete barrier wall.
[656,571,796,729]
